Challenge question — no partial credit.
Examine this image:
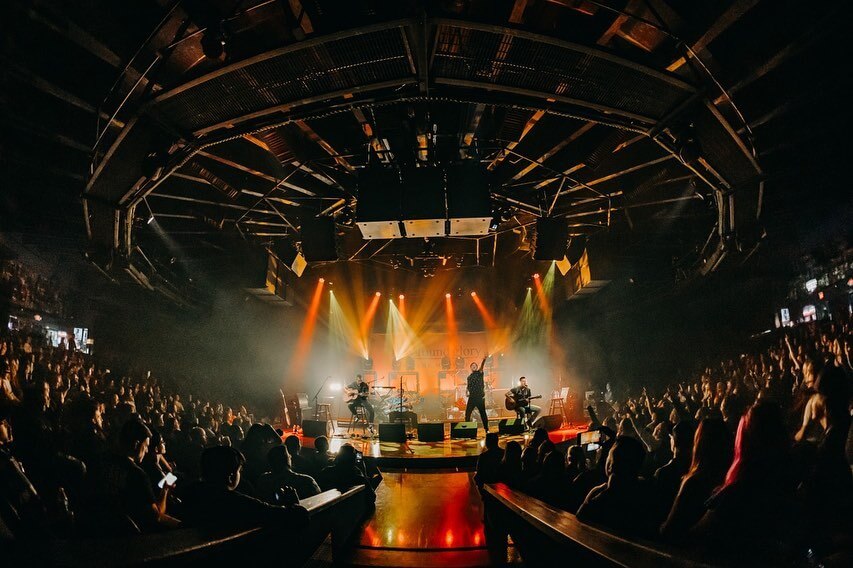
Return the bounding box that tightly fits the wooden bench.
[5,486,367,567]
[483,483,718,568]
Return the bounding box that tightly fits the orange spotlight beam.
[358,292,382,351]
[290,279,325,376]
[445,294,458,359]
[471,292,497,329]
[533,274,551,318]
[398,294,405,319]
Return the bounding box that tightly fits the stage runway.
[298,423,587,469]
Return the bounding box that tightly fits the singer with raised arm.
[345,374,374,423]
[465,354,489,433]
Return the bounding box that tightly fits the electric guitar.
[505,393,542,411]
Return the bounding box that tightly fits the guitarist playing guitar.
[505,377,542,429]
[345,374,375,427]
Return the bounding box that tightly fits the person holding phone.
[84,418,179,534]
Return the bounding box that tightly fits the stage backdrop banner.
[367,331,488,394]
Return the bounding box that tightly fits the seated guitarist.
[508,377,541,429]
[346,374,374,424]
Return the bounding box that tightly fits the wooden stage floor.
[300,423,586,469]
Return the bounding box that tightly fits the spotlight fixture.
[471,291,477,297]
[147,214,155,225]
[445,293,451,299]
[399,294,404,300]
[319,278,325,283]
[533,273,540,279]
[527,286,532,291]
[200,26,227,59]
[375,291,381,297]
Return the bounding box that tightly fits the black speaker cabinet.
[300,217,339,261]
[451,421,479,439]
[534,414,563,432]
[417,422,445,442]
[302,419,332,438]
[533,218,569,260]
[378,422,406,443]
[498,418,525,435]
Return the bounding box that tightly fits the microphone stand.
[312,376,331,419]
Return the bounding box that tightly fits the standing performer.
[465,355,489,432]
[345,374,374,424]
[508,376,541,429]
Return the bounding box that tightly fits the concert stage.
[299,423,587,469]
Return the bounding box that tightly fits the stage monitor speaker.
[450,421,478,439]
[533,218,569,260]
[417,422,445,442]
[379,422,406,443]
[401,166,446,238]
[302,419,332,438]
[301,217,338,262]
[447,162,492,236]
[356,167,403,239]
[498,418,525,435]
[534,414,563,432]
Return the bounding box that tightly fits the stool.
[549,396,566,426]
[347,405,370,435]
[314,403,333,435]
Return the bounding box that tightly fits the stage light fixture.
[329,382,342,392]
[319,278,325,283]
[533,273,540,279]
[445,293,451,298]
[471,291,476,296]
[399,294,404,300]
[147,214,155,225]
[375,291,381,297]
[201,27,227,59]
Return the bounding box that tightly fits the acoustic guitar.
[505,393,542,411]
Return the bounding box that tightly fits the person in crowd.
[576,436,656,536]
[654,420,696,510]
[793,364,852,554]
[182,445,308,529]
[256,445,321,502]
[525,450,568,508]
[0,402,47,536]
[65,395,107,470]
[565,445,587,480]
[83,418,179,534]
[306,435,333,475]
[284,434,314,476]
[660,418,733,540]
[521,427,548,481]
[240,423,281,486]
[498,440,524,488]
[474,433,504,489]
[141,429,173,491]
[693,401,797,557]
[317,444,376,506]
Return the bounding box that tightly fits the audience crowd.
[1,260,66,317]
[0,329,376,542]
[476,314,852,564]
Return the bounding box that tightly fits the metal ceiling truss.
[84,15,761,283]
